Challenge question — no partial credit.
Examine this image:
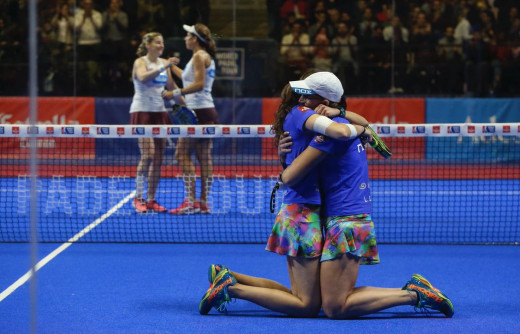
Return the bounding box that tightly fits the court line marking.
[0,191,135,302]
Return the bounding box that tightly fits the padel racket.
[270,181,281,213]
[168,104,198,125]
[366,126,392,159]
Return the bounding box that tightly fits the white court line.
[0,190,135,302]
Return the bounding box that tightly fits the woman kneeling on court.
[198,71,372,316]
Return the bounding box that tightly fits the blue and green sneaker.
[199,269,237,315]
[208,264,229,284]
[402,274,454,317]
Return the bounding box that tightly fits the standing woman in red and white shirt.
[130,32,181,213]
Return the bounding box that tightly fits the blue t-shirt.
[309,117,372,217]
[282,105,321,205]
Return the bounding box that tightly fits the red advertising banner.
[0,97,95,159]
[261,97,426,161]
[261,98,281,160]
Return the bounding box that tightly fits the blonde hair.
[136,32,163,57]
[192,24,216,58]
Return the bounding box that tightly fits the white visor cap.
[289,72,343,103]
[183,24,207,43]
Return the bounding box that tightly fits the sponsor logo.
[167,127,180,135]
[81,127,89,135]
[238,127,250,135]
[359,183,367,189]
[202,127,215,135]
[12,127,20,135]
[293,87,314,95]
[432,126,440,134]
[152,127,160,135]
[502,125,510,133]
[483,125,495,133]
[447,126,460,134]
[378,126,390,134]
[468,126,475,134]
[397,126,405,134]
[412,126,425,134]
[314,135,326,143]
[257,127,266,135]
[132,127,145,135]
[187,127,195,135]
[297,105,311,112]
[46,127,54,135]
[222,127,230,135]
[28,126,39,134]
[117,127,125,135]
[97,127,109,135]
[62,127,74,134]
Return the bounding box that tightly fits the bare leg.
[147,138,165,201]
[136,138,153,197]
[195,138,213,204]
[230,271,291,293]
[321,254,417,319]
[227,257,321,317]
[175,137,196,202]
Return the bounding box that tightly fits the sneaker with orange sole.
[169,199,199,215]
[402,274,454,317]
[146,200,167,213]
[132,198,147,213]
[197,201,210,214]
[199,269,237,315]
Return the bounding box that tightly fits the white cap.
[289,72,343,103]
[183,24,207,43]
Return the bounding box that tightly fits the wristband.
[346,124,358,138]
[338,107,346,118]
[358,126,367,138]
[158,65,166,73]
[172,88,183,98]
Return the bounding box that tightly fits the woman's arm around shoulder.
[304,113,366,141]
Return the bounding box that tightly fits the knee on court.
[321,296,355,319]
[293,300,321,318]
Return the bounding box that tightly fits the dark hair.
[272,69,317,146]
[193,23,216,58]
[272,83,301,147]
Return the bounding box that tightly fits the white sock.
[135,174,147,199]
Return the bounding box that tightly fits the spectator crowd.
[0,0,519,97]
[275,0,520,96]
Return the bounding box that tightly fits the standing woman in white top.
[129,32,182,214]
[165,24,218,215]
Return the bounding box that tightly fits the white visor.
[183,24,207,44]
[289,80,316,96]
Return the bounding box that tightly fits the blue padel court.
[1,243,520,333]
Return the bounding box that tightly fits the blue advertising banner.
[425,98,520,162]
[426,98,520,123]
[213,98,262,156]
[215,48,245,80]
[94,97,264,160]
